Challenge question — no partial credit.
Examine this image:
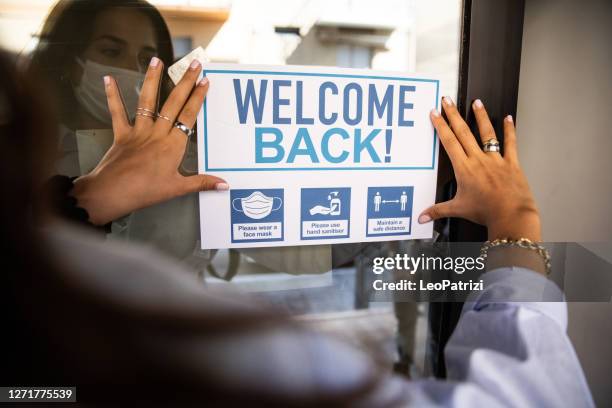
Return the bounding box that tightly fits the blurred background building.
[0,0,461,97]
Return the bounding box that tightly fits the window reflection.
[0,0,461,377]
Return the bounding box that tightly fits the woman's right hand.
[418,97,541,242]
[72,57,228,226]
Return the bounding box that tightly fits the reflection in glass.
[0,0,462,377]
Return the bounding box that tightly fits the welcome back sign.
[197,64,440,249]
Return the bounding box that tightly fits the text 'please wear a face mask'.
[73,58,145,127]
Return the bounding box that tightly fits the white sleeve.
[209,268,596,408]
[439,267,595,408]
[46,227,595,407]
[353,268,595,407]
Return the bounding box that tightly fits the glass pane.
[0,0,462,377]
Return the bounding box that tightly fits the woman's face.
[68,7,160,128]
[78,7,158,73]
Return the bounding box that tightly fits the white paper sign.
[197,64,440,249]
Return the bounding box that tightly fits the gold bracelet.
[480,238,552,275]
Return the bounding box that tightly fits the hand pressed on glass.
[72,57,228,226]
[419,97,541,242]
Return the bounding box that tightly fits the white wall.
[517,0,612,242]
[517,1,612,406]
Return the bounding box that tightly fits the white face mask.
[73,58,145,126]
[232,191,282,220]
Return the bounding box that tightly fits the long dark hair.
[29,0,174,128]
[0,49,59,385]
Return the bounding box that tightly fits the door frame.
[428,0,526,377]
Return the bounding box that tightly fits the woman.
[30,0,209,262]
[29,0,337,277]
[30,0,173,134]
[2,51,593,406]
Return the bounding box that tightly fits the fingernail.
[215,182,229,191]
[103,76,111,86]
[505,115,513,123]
[150,56,160,68]
[473,99,483,109]
[189,59,201,70]
[443,96,453,106]
[198,77,209,87]
[418,213,432,224]
[430,109,440,117]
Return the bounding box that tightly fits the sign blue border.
[202,69,440,172]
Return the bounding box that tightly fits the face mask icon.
[232,191,283,220]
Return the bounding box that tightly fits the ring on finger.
[137,107,156,114]
[136,111,156,119]
[483,138,500,153]
[173,121,194,137]
[157,112,172,123]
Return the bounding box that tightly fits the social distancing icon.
[373,190,410,212]
[366,186,413,237]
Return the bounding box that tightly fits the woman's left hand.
[72,57,228,226]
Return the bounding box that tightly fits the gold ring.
[157,113,172,122]
[136,111,156,119]
[136,107,156,114]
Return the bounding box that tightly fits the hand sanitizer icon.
[329,191,341,216]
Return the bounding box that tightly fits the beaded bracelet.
[480,238,552,275]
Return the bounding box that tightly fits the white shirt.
[47,225,595,407]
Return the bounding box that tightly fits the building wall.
[517,0,612,242]
[414,0,462,100]
[517,1,612,406]
[0,0,55,53]
[0,0,462,89]
[163,18,224,57]
[204,0,417,70]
